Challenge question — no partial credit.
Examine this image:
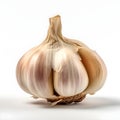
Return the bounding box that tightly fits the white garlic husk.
[16,15,107,105]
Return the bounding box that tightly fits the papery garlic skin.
[16,15,107,104]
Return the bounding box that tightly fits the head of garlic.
[16,15,107,105]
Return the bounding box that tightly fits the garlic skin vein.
[16,15,107,104]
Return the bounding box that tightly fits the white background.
[0,0,120,120]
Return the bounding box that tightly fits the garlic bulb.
[16,15,107,105]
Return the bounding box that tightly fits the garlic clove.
[78,47,107,94]
[53,48,89,96]
[16,46,54,98]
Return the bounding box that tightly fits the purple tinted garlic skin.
[16,15,107,105]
